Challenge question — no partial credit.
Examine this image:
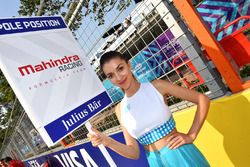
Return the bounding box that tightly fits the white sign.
[0,16,112,146]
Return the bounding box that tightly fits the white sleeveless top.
[120,82,172,139]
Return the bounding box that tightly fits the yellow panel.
[173,89,250,167]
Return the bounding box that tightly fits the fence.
[69,0,227,145]
[0,0,233,160]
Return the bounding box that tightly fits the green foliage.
[91,0,131,25]
[193,0,204,6]
[240,65,250,78]
[0,99,23,149]
[18,0,64,16]
[167,96,182,106]
[0,128,6,149]
[0,70,23,148]
[243,28,250,35]
[18,0,132,29]
[194,84,209,93]
[0,70,16,109]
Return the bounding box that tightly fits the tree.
[0,71,16,107]
[0,69,16,127]
[0,70,22,149]
[18,0,133,30]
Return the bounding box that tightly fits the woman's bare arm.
[88,103,140,159]
[152,79,210,149]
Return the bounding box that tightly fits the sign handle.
[86,122,117,167]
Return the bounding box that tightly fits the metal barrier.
[172,52,204,89]
[1,0,228,160]
[66,0,226,145]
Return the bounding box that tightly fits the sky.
[0,0,20,18]
[0,0,137,58]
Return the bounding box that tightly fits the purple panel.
[197,0,250,40]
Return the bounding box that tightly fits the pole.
[86,122,117,167]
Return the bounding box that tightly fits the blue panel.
[103,80,124,103]
[24,132,149,167]
[44,91,112,143]
[0,16,67,35]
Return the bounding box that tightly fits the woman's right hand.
[87,128,111,147]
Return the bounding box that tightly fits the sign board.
[0,16,112,146]
[24,132,149,167]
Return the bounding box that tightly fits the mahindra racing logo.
[18,55,83,76]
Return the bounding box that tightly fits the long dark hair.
[100,51,129,71]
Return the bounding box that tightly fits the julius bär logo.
[18,55,83,76]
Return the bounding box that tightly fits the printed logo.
[18,55,83,76]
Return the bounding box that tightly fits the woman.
[88,51,210,167]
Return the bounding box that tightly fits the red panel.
[219,31,250,67]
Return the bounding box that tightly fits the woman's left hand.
[166,132,195,149]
